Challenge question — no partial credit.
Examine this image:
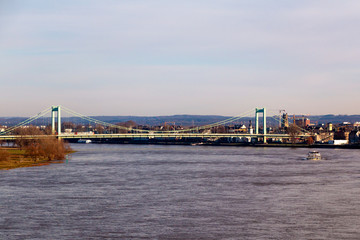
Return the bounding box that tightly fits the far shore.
[70,140,360,149]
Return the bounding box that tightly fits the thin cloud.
[0,0,360,116]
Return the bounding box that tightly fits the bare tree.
[25,138,71,161]
[13,125,44,149]
[213,126,226,133]
[306,136,314,145]
[287,124,300,144]
[95,124,105,134]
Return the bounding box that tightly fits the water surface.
[1,145,360,239]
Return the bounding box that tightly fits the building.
[295,117,310,128]
[281,113,289,128]
[327,122,333,131]
[334,130,350,140]
[349,130,360,144]
[353,122,360,129]
[328,140,349,145]
[314,132,334,143]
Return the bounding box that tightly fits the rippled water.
[1,144,360,239]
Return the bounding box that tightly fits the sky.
[1,0,360,117]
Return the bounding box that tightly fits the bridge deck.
[0,133,299,141]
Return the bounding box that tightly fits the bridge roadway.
[0,133,300,141]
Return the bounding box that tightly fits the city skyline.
[1,0,360,117]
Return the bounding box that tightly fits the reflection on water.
[1,144,360,239]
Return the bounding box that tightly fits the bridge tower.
[51,106,61,135]
[255,107,267,143]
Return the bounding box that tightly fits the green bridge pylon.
[51,105,61,135]
[255,107,267,143]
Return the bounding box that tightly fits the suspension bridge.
[0,105,311,144]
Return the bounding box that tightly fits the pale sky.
[1,0,360,117]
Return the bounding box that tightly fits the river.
[1,144,360,239]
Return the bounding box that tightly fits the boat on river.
[191,142,204,146]
[307,151,321,160]
[77,139,92,144]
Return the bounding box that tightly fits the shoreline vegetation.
[0,138,73,170]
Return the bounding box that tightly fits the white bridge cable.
[1,107,52,135]
[159,109,255,133]
[2,108,51,134]
[61,106,151,133]
[267,109,311,134]
[63,106,254,133]
[267,114,311,134]
[61,106,255,134]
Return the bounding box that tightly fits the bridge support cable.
[1,105,256,136]
[269,115,311,134]
[157,109,255,133]
[61,106,255,134]
[1,107,52,135]
[61,106,151,133]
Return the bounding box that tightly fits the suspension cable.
[61,106,255,133]
[268,114,311,134]
[1,107,52,135]
[1,106,258,135]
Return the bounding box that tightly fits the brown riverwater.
[1,144,360,239]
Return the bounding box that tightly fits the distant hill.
[308,115,360,124]
[92,115,249,126]
[1,114,360,127]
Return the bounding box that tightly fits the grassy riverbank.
[0,147,74,170]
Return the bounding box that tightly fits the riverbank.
[209,142,360,149]
[0,147,74,170]
[72,139,360,149]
